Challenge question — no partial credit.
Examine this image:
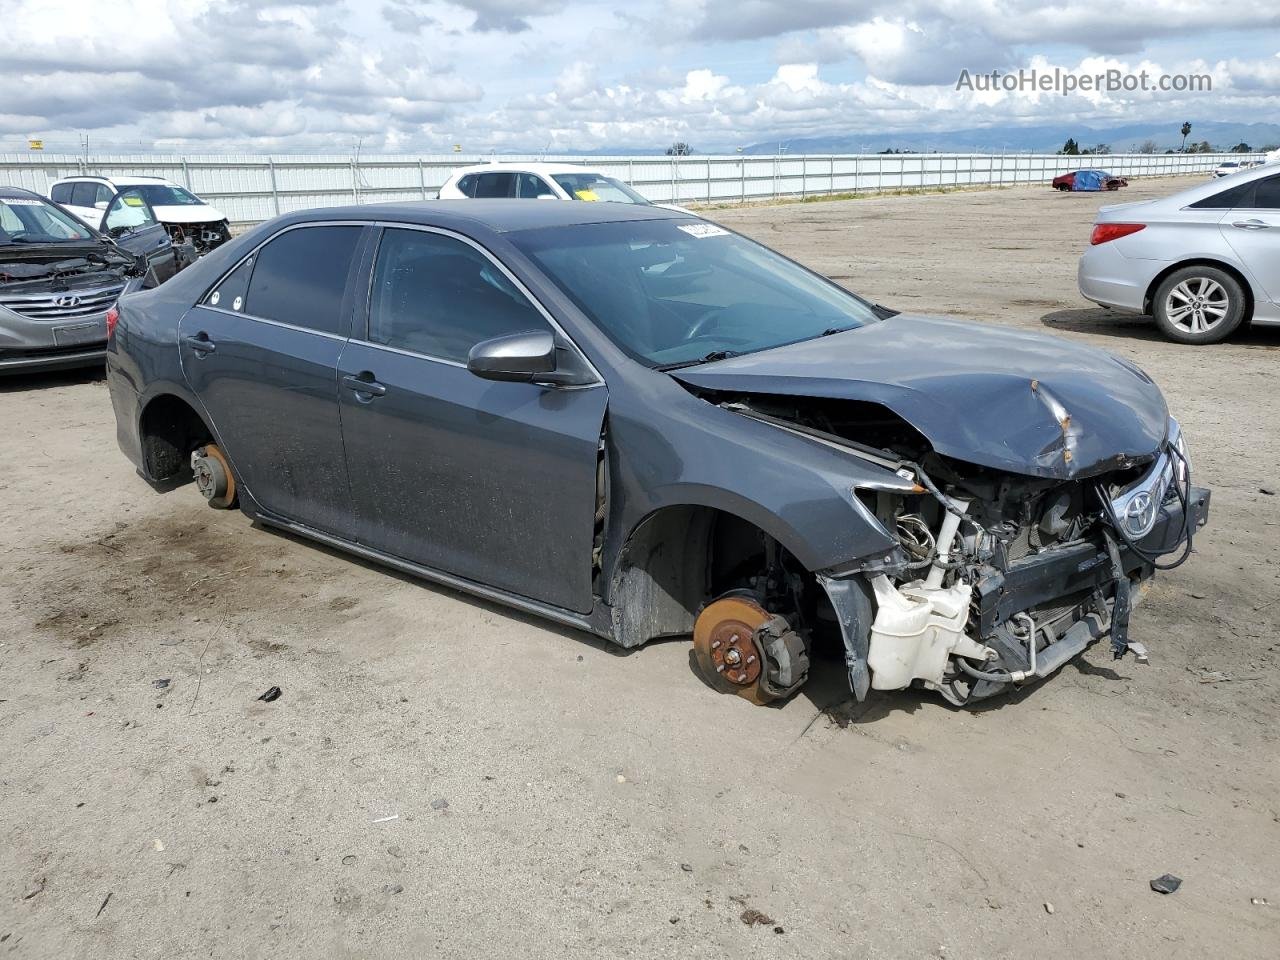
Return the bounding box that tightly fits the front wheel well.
[1143,258,1255,320]
[608,505,827,649]
[138,393,213,483]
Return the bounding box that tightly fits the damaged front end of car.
[715,393,1209,706]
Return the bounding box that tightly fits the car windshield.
[0,196,96,244]
[513,219,882,368]
[551,173,649,205]
[132,184,204,206]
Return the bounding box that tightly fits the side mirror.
[467,330,571,385]
[94,200,110,210]
[536,193,558,200]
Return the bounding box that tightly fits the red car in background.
[1053,169,1129,191]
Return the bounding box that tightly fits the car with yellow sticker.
[437,161,693,213]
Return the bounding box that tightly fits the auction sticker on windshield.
[1,198,44,206]
[678,223,729,239]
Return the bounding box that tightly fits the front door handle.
[182,333,216,355]
[343,373,386,398]
[1231,219,1271,230]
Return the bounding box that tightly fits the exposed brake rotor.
[693,595,808,705]
[192,443,237,509]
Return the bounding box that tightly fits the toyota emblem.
[1123,490,1157,537]
[54,295,82,308]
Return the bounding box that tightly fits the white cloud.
[0,0,1275,152]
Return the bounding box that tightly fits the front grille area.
[0,281,126,322]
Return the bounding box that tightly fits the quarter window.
[244,226,362,335]
[206,257,255,312]
[50,183,73,204]
[367,228,550,362]
[455,175,478,197]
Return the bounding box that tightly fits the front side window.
[245,225,362,335]
[368,228,550,362]
[513,219,882,368]
[0,195,96,243]
[103,189,158,235]
[517,173,554,198]
[550,173,648,205]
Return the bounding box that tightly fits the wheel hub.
[693,595,809,705]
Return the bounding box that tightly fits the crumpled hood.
[672,314,1168,480]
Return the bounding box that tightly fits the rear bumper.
[1077,241,1161,314]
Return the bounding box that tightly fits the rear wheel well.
[138,394,213,482]
[1144,258,1254,319]
[609,505,826,649]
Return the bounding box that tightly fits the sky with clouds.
[1,0,1277,153]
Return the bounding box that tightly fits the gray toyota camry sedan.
[107,201,1209,707]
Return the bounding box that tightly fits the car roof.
[447,161,610,179]
[0,185,51,201]
[283,199,685,233]
[53,174,170,186]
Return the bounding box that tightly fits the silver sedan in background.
[1078,163,1280,344]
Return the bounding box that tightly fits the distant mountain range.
[737,121,1280,155]
[564,120,1280,156]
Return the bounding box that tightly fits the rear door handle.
[182,334,216,354]
[343,373,386,398]
[1231,219,1271,230]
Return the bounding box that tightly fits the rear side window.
[1253,176,1280,209]
[473,173,516,198]
[70,182,101,207]
[50,183,73,204]
[1189,181,1255,209]
[244,226,362,335]
[206,256,255,311]
[367,228,549,362]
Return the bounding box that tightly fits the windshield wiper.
[657,349,739,371]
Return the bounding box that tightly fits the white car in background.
[1078,161,1280,344]
[1211,161,1246,178]
[437,162,693,213]
[49,175,230,267]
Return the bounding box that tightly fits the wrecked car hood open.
[672,314,1168,480]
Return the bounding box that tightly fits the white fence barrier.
[0,151,1257,227]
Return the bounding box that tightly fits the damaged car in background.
[106,202,1208,708]
[50,175,230,269]
[1,186,175,373]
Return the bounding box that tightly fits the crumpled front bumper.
[821,485,1211,703]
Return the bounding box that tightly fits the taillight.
[105,306,119,338]
[1090,222,1146,245]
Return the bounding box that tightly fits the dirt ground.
[1,176,1277,959]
